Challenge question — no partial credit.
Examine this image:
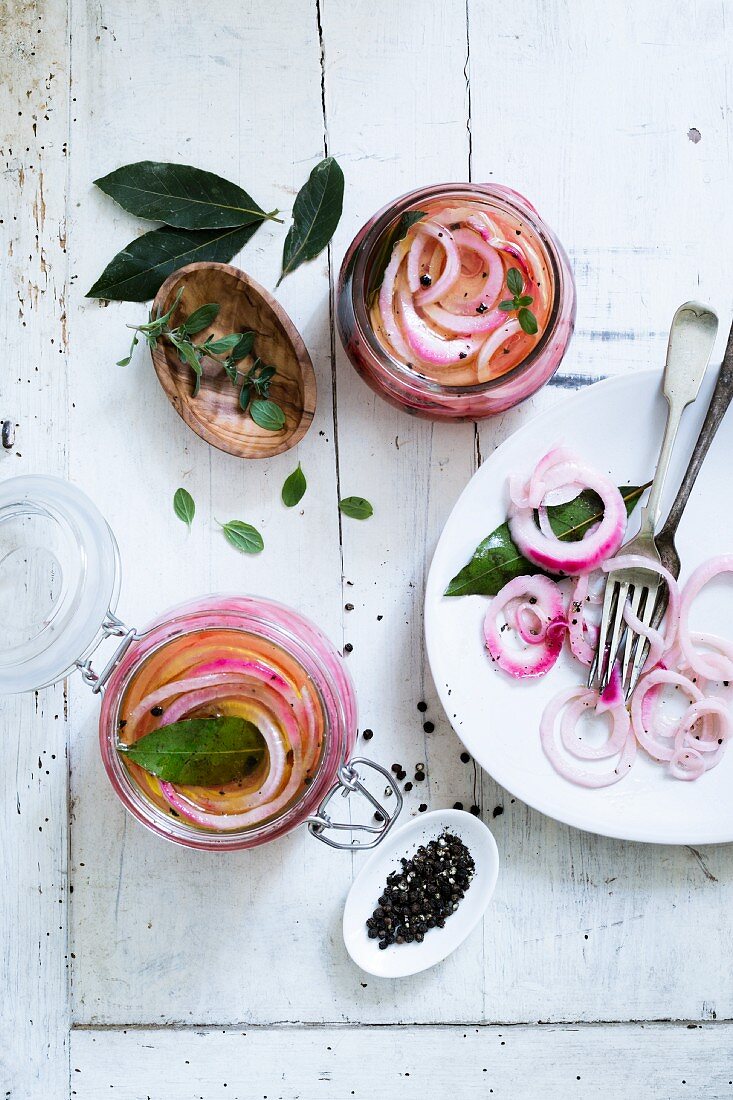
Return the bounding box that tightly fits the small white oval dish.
[342,809,499,978]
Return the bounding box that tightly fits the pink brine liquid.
[370,196,554,387]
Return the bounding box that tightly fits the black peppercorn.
[344,643,353,654]
[420,273,432,287]
[417,700,428,712]
[362,729,374,741]
[453,801,463,810]
[470,805,480,816]
[460,751,470,764]
[423,721,434,733]
[150,705,164,717]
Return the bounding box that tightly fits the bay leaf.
[366,209,427,304]
[86,222,260,302]
[118,716,265,786]
[277,156,344,285]
[444,483,650,598]
[94,161,275,229]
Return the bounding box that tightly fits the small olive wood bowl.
[150,262,316,459]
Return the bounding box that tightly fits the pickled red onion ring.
[476,319,522,382]
[377,239,413,362]
[559,687,628,760]
[409,222,461,306]
[677,556,733,682]
[631,669,703,762]
[540,685,635,787]
[395,275,483,365]
[567,573,600,667]
[437,228,504,313]
[484,575,566,678]
[508,451,627,574]
[421,302,505,336]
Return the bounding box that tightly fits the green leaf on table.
[94,161,278,230]
[339,496,373,520]
[277,156,344,285]
[182,303,220,335]
[366,209,428,303]
[518,307,539,335]
[506,267,523,296]
[219,520,264,554]
[444,483,650,598]
[173,487,195,529]
[86,222,261,302]
[282,463,307,508]
[250,398,286,432]
[118,716,265,786]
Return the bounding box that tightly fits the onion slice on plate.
[508,450,627,575]
[677,555,733,682]
[483,575,566,678]
[540,685,636,787]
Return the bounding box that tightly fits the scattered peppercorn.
[374,812,385,823]
[417,701,428,713]
[492,805,504,818]
[362,729,374,741]
[404,781,413,792]
[344,643,353,654]
[391,763,402,774]
[150,705,164,717]
[453,801,464,810]
[476,303,488,314]
[418,803,428,812]
[470,805,480,816]
[345,602,354,611]
[365,831,475,950]
[423,721,435,733]
[458,352,467,360]
[460,752,470,764]
[118,719,127,729]
[415,770,426,782]
[420,273,432,287]
[396,769,407,781]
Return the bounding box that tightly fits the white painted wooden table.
[2,1,733,1097]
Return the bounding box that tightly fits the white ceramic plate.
[425,368,733,845]
[343,809,499,978]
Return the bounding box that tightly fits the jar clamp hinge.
[75,611,138,695]
[306,757,403,851]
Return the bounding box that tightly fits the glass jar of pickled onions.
[337,182,576,420]
[0,476,401,852]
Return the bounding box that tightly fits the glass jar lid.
[0,475,120,693]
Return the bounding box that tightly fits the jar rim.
[347,181,566,397]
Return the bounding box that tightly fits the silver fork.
[589,301,718,698]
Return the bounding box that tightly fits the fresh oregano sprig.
[118,289,285,431]
[498,267,539,335]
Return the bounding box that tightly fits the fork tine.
[589,577,615,690]
[624,579,662,698]
[620,583,646,692]
[599,579,630,692]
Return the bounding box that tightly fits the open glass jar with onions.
[0,476,401,852]
[337,183,576,420]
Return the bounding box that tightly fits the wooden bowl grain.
[150,262,316,459]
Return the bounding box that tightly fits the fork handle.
[640,301,718,530]
[657,322,733,542]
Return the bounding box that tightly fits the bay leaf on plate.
[444,484,649,598]
[278,156,344,284]
[86,222,260,302]
[94,161,273,229]
[118,716,265,786]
